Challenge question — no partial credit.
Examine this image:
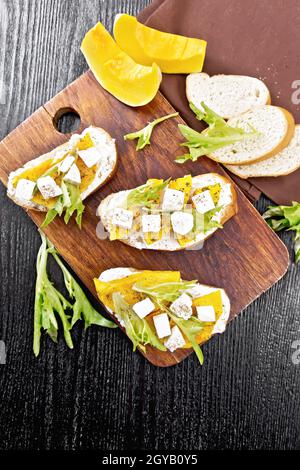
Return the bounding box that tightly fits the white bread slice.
[97,173,237,251]
[207,105,295,165]
[225,125,300,178]
[7,126,117,211]
[186,73,271,119]
[98,267,231,336]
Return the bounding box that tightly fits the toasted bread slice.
[7,126,117,211]
[97,173,237,251]
[207,105,295,165]
[225,125,300,178]
[97,267,231,340]
[186,73,271,119]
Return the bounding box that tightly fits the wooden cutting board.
[0,70,289,366]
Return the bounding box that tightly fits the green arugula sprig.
[124,112,179,150]
[34,233,73,356]
[127,178,170,208]
[34,232,116,356]
[133,280,205,364]
[195,207,223,234]
[176,102,259,163]
[133,280,197,303]
[42,182,85,229]
[263,201,300,262]
[168,312,204,365]
[48,243,115,329]
[112,292,166,352]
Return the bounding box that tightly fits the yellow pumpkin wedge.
[113,14,207,74]
[94,270,181,311]
[81,22,162,107]
[182,290,224,348]
[168,175,192,204]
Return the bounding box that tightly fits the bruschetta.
[97,173,237,250]
[7,126,117,227]
[94,267,231,364]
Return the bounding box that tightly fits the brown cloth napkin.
[139,0,300,205]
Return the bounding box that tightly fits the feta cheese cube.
[111,208,133,229]
[187,284,213,298]
[162,188,184,211]
[15,179,36,201]
[170,293,193,320]
[153,313,171,338]
[132,297,156,319]
[192,190,215,214]
[164,325,186,352]
[69,134,81,148]
[171,211,194,236]
[218,183,232,206]
[78,147,100,168]
[59,155,75,173]
[37,176,62,199]
[196,305,216,322]
[63,163,81,186]
[142,214,161,233]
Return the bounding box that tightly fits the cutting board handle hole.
[53,108,81,134]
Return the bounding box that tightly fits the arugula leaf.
[33,232,116,356]
[64,183,85,227]
[176,102,259,164]
[41,182,84,229]
[41,182,68,228]
[280,203,300,227]
[124,112,179,150]
[194,207,223,234]
[262,205,285,220]
[132,280,205,364]
[133,280,197,304]
[112,292,166,352]
[168,312,204,365]
[266,217,290,232]
[41,207,60,228]
[49,244,116,329]
[61,180,72,209]
[189,102,206,121]
[190,102,247,133]
[113,280,206,364]
[263,201,300,262]
[127,178,170,208]
[34,233,73,356]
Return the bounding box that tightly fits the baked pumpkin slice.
[114,14,207,74]
[94,267,231,364]
[81,21,162,107]
[97,173,237,251]
[7,126,117,228]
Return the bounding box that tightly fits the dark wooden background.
[0,0,300,451]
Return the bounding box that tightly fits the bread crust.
[7,126,118,211]
[207,106,295,166]
[224,124,300,178]
[98,173,238,252]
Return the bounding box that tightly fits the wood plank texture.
[0,68,289,366]
[0,0,300,450]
